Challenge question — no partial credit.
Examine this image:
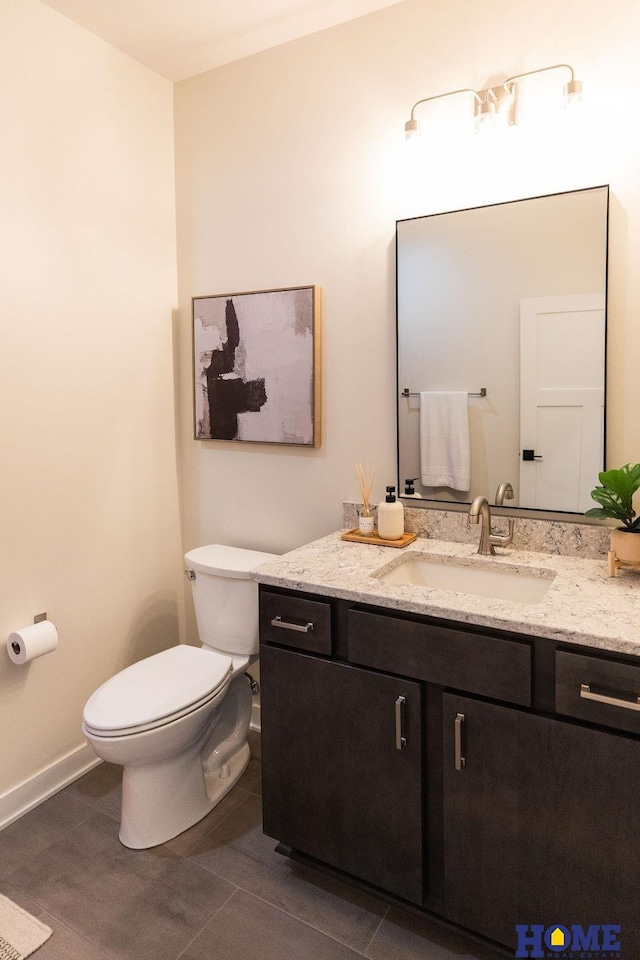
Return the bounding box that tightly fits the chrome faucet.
[468,495,515,556]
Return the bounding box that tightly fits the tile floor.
[0,733,501,960]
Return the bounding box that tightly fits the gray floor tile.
[365,905,500,960]
[0,880,46,916]
[208,792,281,867]
[29,913,115,960]
[247,728,262,761]
[0,881,113,959]
[0,792,94,880]
[64,761,122,822]
[237,757,262,796]
[186,796,388,953]
[8,811,237,960]
[163,785,251,857]
[180,889,365,960]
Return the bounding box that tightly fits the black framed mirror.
[396,185,609,515]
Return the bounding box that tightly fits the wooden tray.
[341,528,417,548]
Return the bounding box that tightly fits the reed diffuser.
[355,462,375,536]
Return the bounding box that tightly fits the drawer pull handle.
[580,683,640,712]
[270,616,314,634]
[395,696,407,750]
[454,713,466,770]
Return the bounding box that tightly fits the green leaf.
[599,464,640,498]
[588,463,640,524]
[585,507,613,521]
[589,488,627,518]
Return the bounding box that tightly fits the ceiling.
[39,0,404,82]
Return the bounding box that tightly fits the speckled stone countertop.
[253,532,640,657]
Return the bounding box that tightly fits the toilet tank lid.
[184,544,278,579]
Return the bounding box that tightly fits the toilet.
[82,544,277,849]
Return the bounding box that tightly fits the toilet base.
[119,738,250,849]
[204,741,250,805]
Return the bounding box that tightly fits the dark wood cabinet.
[260,586,640,956]
[442,693,521,947]
[443,692,640,954]
[260,642,424,904]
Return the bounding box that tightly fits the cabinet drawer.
[348,609,531,706]
[260,590,331,654]
[556,650,640,735]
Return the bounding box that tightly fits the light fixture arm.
[408,87,482,122]
[503,63,575,96]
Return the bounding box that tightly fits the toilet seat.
[83,645,232,738]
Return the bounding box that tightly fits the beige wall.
[0,0,182,800]
[174,0,640,582]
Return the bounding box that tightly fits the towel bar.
[401,387,487,398]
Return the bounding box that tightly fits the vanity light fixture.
[405,63,583,140]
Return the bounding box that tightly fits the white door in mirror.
[520,293,605,512]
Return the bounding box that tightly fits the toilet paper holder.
[10,612,48,658]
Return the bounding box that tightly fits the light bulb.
[405,118,419,141]
[474,100,496,134]
[563,79,583,111]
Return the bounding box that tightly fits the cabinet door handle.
[395,696,407,750]
[580,683,640,712]
[454,713,466,770]
[270,616,314,633]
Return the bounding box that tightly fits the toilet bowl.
[82,544,276,849]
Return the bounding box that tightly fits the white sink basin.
[376,555,555,604]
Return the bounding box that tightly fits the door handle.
[454,713,466,770]
[395,696,407,750]
[580,683,640,712]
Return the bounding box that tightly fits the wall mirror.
[396,185,609,516]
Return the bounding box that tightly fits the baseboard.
[0,742,101,830]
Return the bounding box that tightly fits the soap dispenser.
[377,486,404,541]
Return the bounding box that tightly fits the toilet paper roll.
[7,620,58,665]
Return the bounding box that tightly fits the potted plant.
[586,463,640,565]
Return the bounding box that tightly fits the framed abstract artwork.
[192,285,321,446]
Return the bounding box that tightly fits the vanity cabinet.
[260,642,424,904]
[259,585,640,956]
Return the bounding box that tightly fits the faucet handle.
[489,518,515,549]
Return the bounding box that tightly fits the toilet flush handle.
[184,569,196,580]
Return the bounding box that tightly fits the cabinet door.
[518,709,640,957]
[443,693,640,954]
[261,644,423,904]
[442,693,521,947]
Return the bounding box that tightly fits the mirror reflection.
[396,186,608,515]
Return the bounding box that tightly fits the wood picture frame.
[193,285,321,446]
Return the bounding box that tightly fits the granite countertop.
[253,531,640,656]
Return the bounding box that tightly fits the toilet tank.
[184,545,278,656]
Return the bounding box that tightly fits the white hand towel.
[420,391,470,491]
